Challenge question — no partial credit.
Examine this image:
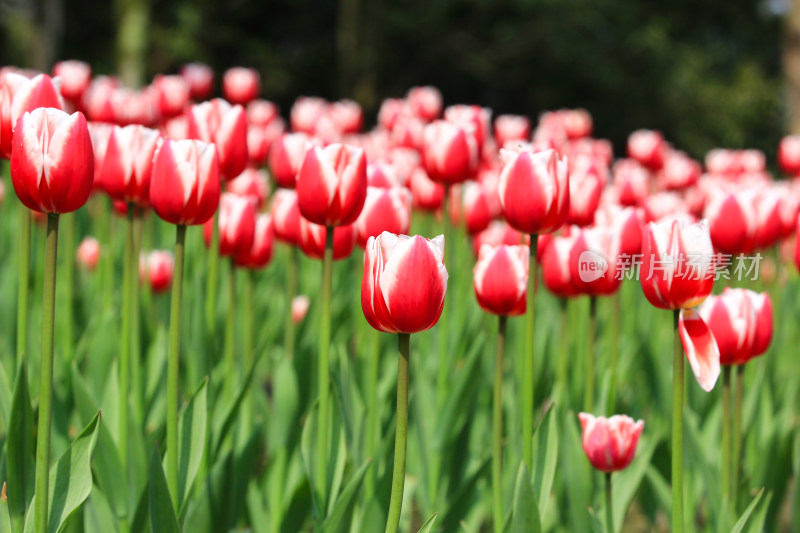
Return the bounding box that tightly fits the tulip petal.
[679,308,721,392]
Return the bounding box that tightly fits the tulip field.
[0,64,799,533]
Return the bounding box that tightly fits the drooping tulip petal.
[679,309,721,392]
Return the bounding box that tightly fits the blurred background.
[0,0,790,160]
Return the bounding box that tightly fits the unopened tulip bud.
[76,237,100,271]
[222,67,260,105]
[292,295,310,324]
[473,244,529,316]
[578,413,644,473]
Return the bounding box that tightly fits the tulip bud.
[444,104,491,150]
[153,75,189,119]
[578,413,644,473]
[234,213,275,269]
[562,109,593,139]
[290,97,327,134]
[76,236,100,271]
[52,60,91,102]
[778,135,800,176]
[472,220,528,257]
[144,250,174,293]
[473,244,529,316]
[298,218,356,260]
[355,186,412,247]
[203,192,257,257]
[268,132,314,189]
[101,125,161,206]
[272,188,302,245]
[569,226,622,296]
[11,108,93,214]
[705,190,757,254]
[328,99,363,134]
[88,122,113,190]
[362,232,448,333]
[641,192,688,223]
[247,99,280,127]
[296,143,368,227]
[406,86,442,122]
[150,138,220,226]
[494,114,530,148]
[180,63,214,101]
[82,76,117,123]
[613,159,650,207]
[422,120,479,184]
[627,129,665,170]
[367,161,401,189]
[292,295,311,323]
[187,98,248,180]
[658,150,700,191]
[222,67,261,105]
[498,148,570,235]
[378,98,409,130]
[541,228,581,298]
[409,166,444,211]
[567,156,606,227]
[1,72,64,158]
[227,168,269,209]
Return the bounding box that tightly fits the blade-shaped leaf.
[148,447,179,533]
[612,431,660,533]
[175,378,207,509]
[511,462,541,533]
[7,364,35,531]
[23,412,102,533]
[212,351,262,455]
[320,459,371,533]
[531,405,558,521]
[416,513,437,533]
[730,487,765,533]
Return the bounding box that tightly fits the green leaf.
[23,412,102,533]
[175,378,208,509]
[0,361,12,433]
[319,459,371,533]
[730,487,764,533]
[531,405,558,522]
[1,484,13,533]
[561,413,592,533]
[148,447,179,533]
[7,364,35,531]
[612,431,660,533]
[212,351,262,455]
[510,462,542,533]
[415,513,437,533]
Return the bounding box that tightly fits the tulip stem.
[731,364,744,512]
[166,224,187,511]
[522,234,538,468]
[286,245,299,359]
[607,291,621,414]
[223,260,237,402]
[16,208,31,370]
[671,308,684,533]
[316,226,334,515]
[364,328,381,497]
[584,296,597,413]
[62,212,76,364]
[205,210,220,337]
[119,206,134,520]
[557,299,569,403]
[34,213,59,533]
[493,315,507,533]
[605,472,614,533]
[721,366,732,505]
[131,214,143,424]
[241,269,255,436]
[99,197,114,311]
[385,333,410,533]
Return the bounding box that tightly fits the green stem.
[364,328,381,497]
[731,364,745,513]
[493,315,507,533]
[241,269,255,436]
[286,245,298,358]
[119,208,134,499]
[131,214,143,425]
[62,212,75,364]
[34,213,59,533]
[671,309,684,533]
[385,333,410,533]
[166,224,186,511]
[223,260,237,402]
[522,234,538,468]
[584,297,597,413]
[607,291,620,414]
[557,299,569,404]
[316,226,334,514]
[605,472,614,533]
[99,197,113,311]
[16,208,31,369]
[205,210,220,337]
[721,366,732,505]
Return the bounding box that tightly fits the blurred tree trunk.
[2,0,62,70]
[785,0,800,133]
[115,0,149,88]
[337,0,360,97]
[337,0,380,112]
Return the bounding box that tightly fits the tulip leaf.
[561,413,592,533]
[415,513,438,533]
[0,361,12,433]
[23,412,102,533]
[531,404,558,522]
[511,461,541,533]
[212,350,262,455]
[7,363,35,531]
[730,487,765,533]
[83,486,118,533]
[148,447,179,533]
[319,459,371,533]
[612,431,660,533]
[172,377,207,511]
[1,484,13,533]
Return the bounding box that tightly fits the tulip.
[187,98,248,181]
[52,60,91,103]
[472,220,528,257]
[579,412,644,533]
[659,150,700,191]
[328,99,363,134]
[246,122,278,167]
[298,217,356,260]
[613,159,650,207]
[150,135,219,509]
[361,232,447,533]
[567,155,607,226]
[460,180,497,235]
[82,76,117,123]
[378,97,409,130]
[389,115,424,149]
[227,168,269,208]
[291,295,310,323]
[1,72,64,158]
[272,188,302,246]
[290,96,327,134]
[408,166,445,211]
[180,62,214,101]
[10,105,93,533]
[234,213,275,269]
[367,160,402,188]
[101,125,161,206]
[222,67,261,105]
[494,114,530,148]
[699,288,772,367]
[640,216,719,533]
[443,104,491,150]
[562,108,593,139]
[355,186,411,247]
[144,250,174,293]
[247,99,280,126]
[296,143,368,227]
[76,236,100,271]
[641,192,689,223]
[268,132,313,189]
[751,189,781,251]
[203,192,257,257]
[705,190,756,254]
[594,204,643,257]
[162,115,188,141]
[406,86,442,122]
[778,135,800,176]
[627,129,665,170]
[153,75,189,119]
[421,120,479,184]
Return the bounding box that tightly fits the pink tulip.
[247,99,280,127]
[298,218,356,260]
[296,143,368,227]
[444,104,491,150]
[578,413,644,473]
[678,309,721,391]
[562,109,593,140]
[367,161,402,189]
[779,135,800,176]
[82,76,117,123]
[705,190,757,254]
[473,244,529,316]
[153,75,189,119]
[144,250,174,293]
[378,98,409,130]
[328,99,363,134]
[641,192,689,223]
[627,129,665,170]
[472,220,528,257]
[613,159,650,207]
[290,96,327,134]
[203,192,257,257]
[699,288,773,366]
[422,120,479,184]
[494,114,530,148]
[541,227,581,298]
[52,60,91,102]
[291,295,311,323]
[272,188,302,245]
[234,213,275,269]
[101,125,161,206]
[269,132,314,189]
[187,98,248,180]
[569,226,622,296]
[10,108,93,214]
[406,86,443,122]
[594,204,643,257]
[498,148,569,235]
[361,232,448,333]
[222,67,260,105]
[658,150,700,191]
[566,155,606,226]
[409,166,445,211]
[76,236,100,271]
[355,186,412,247]
[227,168,269,209]
[88,122,113,190]
[180,63,214,101]
[1,72,64,158]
